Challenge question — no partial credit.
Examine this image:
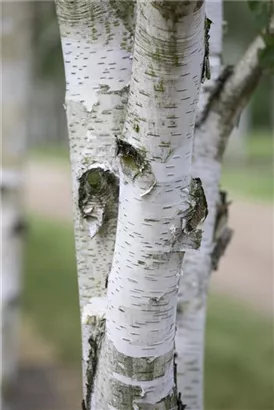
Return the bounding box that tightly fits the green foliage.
[259,32,274,74]
[248,1,273,29]
[248,0,274,73]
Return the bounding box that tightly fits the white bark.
[83,2,206,408]
[176,2,223,409]
[1,1,32,405]
[177,3,270,410]
[55,0,134,404]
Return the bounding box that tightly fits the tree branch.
[201,34,265,159]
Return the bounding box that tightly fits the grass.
[205,296,273,410]
[23,216,81,363]
[29,143,70,163]
[221,165,273,202]
[23,216,274,410]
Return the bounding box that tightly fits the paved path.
[24,159,273,314]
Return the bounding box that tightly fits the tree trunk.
[82,1,206,408]
[1,1,32,406]
[55,0,134,403]
[176,1,223,409]
[176,2,269,409]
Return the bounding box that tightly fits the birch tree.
[177,2,274,409]
[55,1,273,409]
[1,1,32,406]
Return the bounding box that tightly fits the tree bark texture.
[56,0,268,409]
[57,1,206,409]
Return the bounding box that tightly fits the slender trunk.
[82,2,206,408]
[1,1,32,406]
[176,1,224,409]
[55,0,134,402]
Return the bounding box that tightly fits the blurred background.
[1,1,273,410]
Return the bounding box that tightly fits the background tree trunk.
[176,1,268,409]
[1,1,32,407]
[176,2,224,409]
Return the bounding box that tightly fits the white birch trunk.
[81,2,206,408]
[176,7,269,409]
[55,0,134,404]
[176,2,224,409]
[1,2,32,406]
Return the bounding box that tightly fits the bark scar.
[172,178,208,250]
[116,137,149,179]
[116,137,156,194]
[78,167,119,238]
[201,16,212,83]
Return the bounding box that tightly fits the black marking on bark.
[85,318,106,410]
[196,65,234,128]
[201,16,212,83]
[211,190,233,270]
[173,352,178,386]
[177,392,187,410]
[81,399,87,410]
[174,352,187,409]
[185,178,208,232]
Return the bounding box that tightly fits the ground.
[11,158,272,410]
